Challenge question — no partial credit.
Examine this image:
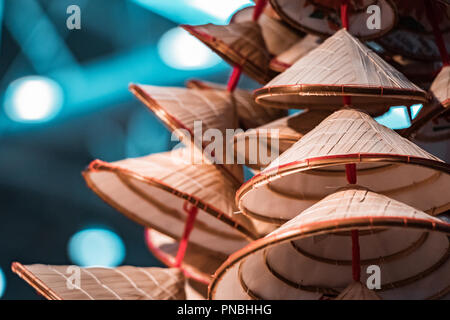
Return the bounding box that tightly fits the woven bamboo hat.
[407,66,450,142]
[237,108,450,225]
[270,35,323,72]
[83,149,257,256]
[254,29,428,113]
[11,263,186,300]
[233,110,332,170]
[211,187,450,300]
[145,228,225,285]
[269,0,397,40]
[379,0,450,61]
[229,6,303,57]
[129,84,243,185]
[181,21,276,84]
[185,79,286,129]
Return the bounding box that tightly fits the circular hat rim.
[236,153,450,224]
[83,160,259,244]
[253,83,429,111]
[269,0,398,41]
[209,214,450,299]
[129,84,242,187]
[180,24,276,84]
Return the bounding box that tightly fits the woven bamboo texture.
[182,21,277,84]
[269,0,397,40]
[84,149,255,255]
[145,228,225,284]
[270,35,322,72]
[255,29,427,112]
[130,84,244,185]
[211,187,450,300]
[335,282,381,300]
[184,80,286,129]
[12,263,186,300]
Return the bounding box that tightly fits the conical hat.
[335,282,382,300]
[254,29,427,113]
[233,110,332,170]
[407,66,450,142]
[270,0,397,40]
[129,84,243,185]
[237,109,450,225]
[270,35,323,72]
[145,228,225,285]
[229,6,303,57]
[185,79,286,129]
[185,279,208,300]
[11,263,186,300]
[181,21,277,84]
[211,187,450,300]
[83,149,257,256]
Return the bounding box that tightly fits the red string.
[252,0,268,21]
[227,66,242,92]
[174,201,199,268]
[351,230,361,281]
[226,0,267,93]
[424,0,450,66]
[345,163,357,184]
[343,95,352,106]
[340,0,350,29]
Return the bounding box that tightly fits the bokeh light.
[4,76,63,123]
[375,106,412,130]
[158,27,221,70]
[0,267,5,298]
[189,0,253,23]
[68,228,125,267]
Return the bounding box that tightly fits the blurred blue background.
[0,0,438,300]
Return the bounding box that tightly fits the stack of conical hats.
[13,0,450,300]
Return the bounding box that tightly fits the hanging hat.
[233,110,332,170]
[237,108,450,225]
[185,279,209,300]
[270,35,323,72]
[145,228,225,285]
[229,6,303,57]
[407,66,450,142]
[378,0,450,61]
[181,21,277,84]
[83,149,257,257]
[211,187,450,300]
[269,0,397,40]
[335,282,382,300]
[11,263,186,300]
[254,29,428,114]
[185,79,286,129]
[129,84,243,185]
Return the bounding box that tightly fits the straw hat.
[83,149,257,256]
[237,108,450,225]
[145,228,225,285]
[181,21,277,84]
[407,66,450,142]
[11,262,186,300]
[211,187,450,300]
[233,110,332,170]
[254,29,427,114]
[229,6,303,57]
[335,282,381,300]
[270,35,323,72]
[129,84,244,185]
[185,79,286,129]
[269,0,397,40]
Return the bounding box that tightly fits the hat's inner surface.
[87,170,248,254]
[213,229,450,300]
[240,162,450,223]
